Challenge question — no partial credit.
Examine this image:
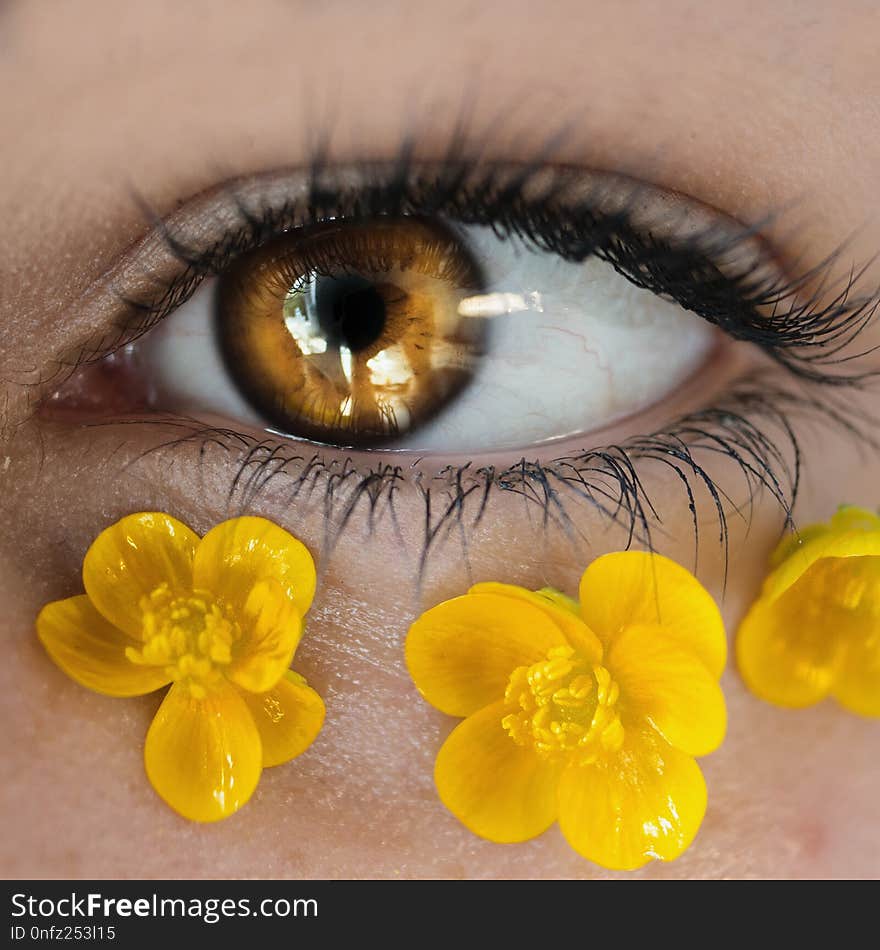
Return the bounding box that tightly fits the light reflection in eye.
[339,347,353,384]
[366,347,414,388]
[283,295,328,355]
[457,291,544,318]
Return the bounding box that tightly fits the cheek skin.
[0,412,878,879]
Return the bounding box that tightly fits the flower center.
[502,645,624,765]
[126,583,239,698]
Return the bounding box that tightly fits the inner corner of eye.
[51,214,719,452]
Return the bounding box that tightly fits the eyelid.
[53,159,877,406]
[64,163,774,354]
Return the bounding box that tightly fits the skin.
[1,0,879,879]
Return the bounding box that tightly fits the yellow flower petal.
[226,579,302,694]
[434,700,560,843]
[406,592,569,717]
[828,505,880,531]
[772,506,880,570]
[240,671,326,767]
[145,679,262,822]
[37,595,171,697]
[833,627,880,717]
[469,582,603,664]
[557,728,707,870]
[763,529,880,603]
[536,586,581,615]
[579,551,726,677]
[193,516,316,618]
[736,558,867,709]
[607,624,726,756]
[82,512,199,639]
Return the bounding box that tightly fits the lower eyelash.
[114,370,875,589]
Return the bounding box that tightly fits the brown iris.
[216,217,487,445]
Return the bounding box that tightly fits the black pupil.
[317,275,387,353]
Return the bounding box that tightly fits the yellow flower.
[737,505,880,717]
[406,552,727,871]
[37,512,325,822]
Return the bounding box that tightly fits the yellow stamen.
[502,645,624,765]
[126,583,239,697]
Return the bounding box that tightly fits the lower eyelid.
[38,353,842,585]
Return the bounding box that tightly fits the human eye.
[47,158,875,568]
[62,165,738,452]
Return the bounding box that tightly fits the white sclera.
[139,224,716,452]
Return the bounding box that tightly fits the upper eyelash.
[96,158,880,387]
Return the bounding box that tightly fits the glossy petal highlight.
[145,680,262,822]
[193,516,317,617]
[557,729,707,870]
[83,512,199,639]
[226,579,302,694]
[241,671,326,767]
[767,505,880,569]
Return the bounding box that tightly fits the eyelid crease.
[56,159,880,393]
